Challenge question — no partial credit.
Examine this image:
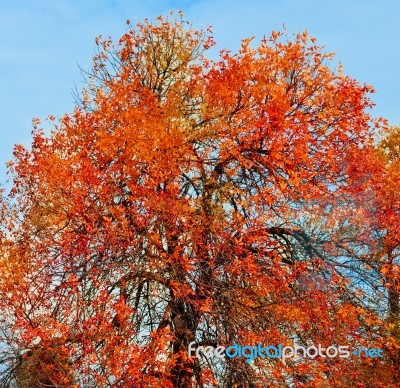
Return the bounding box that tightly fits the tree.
[0,13,396,387]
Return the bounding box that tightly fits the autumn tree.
[0,13,396,387]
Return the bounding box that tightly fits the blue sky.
[0,0,399,183]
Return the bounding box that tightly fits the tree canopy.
[0,13,398,387]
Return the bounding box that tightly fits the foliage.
[0,13,398,387]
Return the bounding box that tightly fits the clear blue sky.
[0,0,399,183]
